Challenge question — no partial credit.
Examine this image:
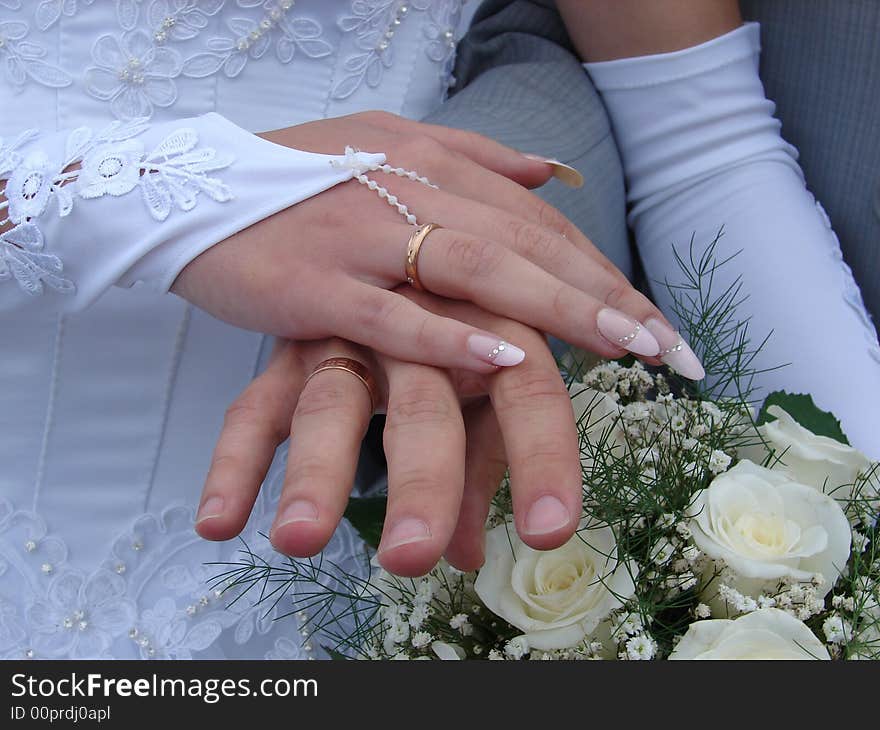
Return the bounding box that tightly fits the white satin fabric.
[0,0,470,659]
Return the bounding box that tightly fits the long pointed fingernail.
[596,308,660,357]
[524,495,571,536]
[645,318,705,380]
[195,496,225,524]
[379,518,432,553]
[523,154,584,188]
[468,334,526,367]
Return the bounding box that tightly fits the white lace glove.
[585,22,880,457]
[0,112,383,311]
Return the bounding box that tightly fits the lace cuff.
[0,112,385,311]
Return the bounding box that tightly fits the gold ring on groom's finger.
[405,223,441,292]
[304,357,380,414]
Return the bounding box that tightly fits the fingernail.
[596,308,660,357]
[275,499,319,528]
[468,334,526,367]
[195,496,224,524]
[523,153,584,188]
[645,318,706,380]
[524,495,571,536]
[379,518,432,553]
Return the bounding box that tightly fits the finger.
[375,358,466,577]
[445,402,508,572]
[368,112,558,190]
[270,346,377,557]
[402,291,583,551]
[326,280,530,373]
[489,344,583,550]
[196,341,304,541]
[403,227,661,359]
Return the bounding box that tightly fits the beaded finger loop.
[331,146,437,226]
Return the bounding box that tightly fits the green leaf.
[343,496,387,549]
[757,391,849,445]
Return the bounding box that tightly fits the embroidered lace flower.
[0,118,234,295]
[85,30,183,120]
[0,18,71,91]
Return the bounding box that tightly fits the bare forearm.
[556,0,742,61]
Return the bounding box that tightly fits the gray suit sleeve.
[421,0,632,277]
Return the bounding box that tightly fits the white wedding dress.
[0,0,473,660]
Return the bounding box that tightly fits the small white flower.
[411,631,432,649]
[504,636,530,660]
[822,615,850,644]
[708,449,732,474]
[449,613,472,636]
[624,634,656,660]
[408,604,429,629]
[487,649,504,661]
[695,603,712,619]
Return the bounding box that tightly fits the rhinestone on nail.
[487,341,509,361]
[616,322,640,346]
[658,339,684,357]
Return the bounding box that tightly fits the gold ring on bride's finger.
[304,357,379,413]
[404,223,441,291]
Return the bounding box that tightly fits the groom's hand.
[195,294,581,577]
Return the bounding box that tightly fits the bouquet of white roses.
[213,239,879,660]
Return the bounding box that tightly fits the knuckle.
[495,368,568,412]
[285,456,339,487]
[447,236,505,279]
[603,280,631,310]
[386,386,455,427]
[353,293,406,336]
[534,199,569,235]
[401,133,447,167]
[505,219,561,265]
[551,282,575,322]
[296,380,358,419]
[388,468,445,498]
[223,391,280,439]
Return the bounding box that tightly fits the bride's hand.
[173,111,701,375]
[194,293,582,577]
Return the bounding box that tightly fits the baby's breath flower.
[823,615,851,644]
[695,603,712,619]
[624,634,656,660]
[411,631,433,649]
[449,613,473,636]
[504,636,529,660]
[488,649,504,661]
[708,449,732,474]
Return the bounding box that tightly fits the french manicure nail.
[468,334,526,367]
[645,318,706,380]
[596,308,660,357]
[379,518,432,553]
[524,495,571,536]
[195,496,225,524]
[523,153,584,188]
[275,499,319,528]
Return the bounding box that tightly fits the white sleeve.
[0,112,385,312]
[584,22,880,457]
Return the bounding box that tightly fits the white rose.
[688,460,851,599]
[474,519,636,651]
[669,608,830,660]
[741,405,877,502]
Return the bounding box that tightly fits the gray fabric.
[740,0,879,324]
[422,0,632,277]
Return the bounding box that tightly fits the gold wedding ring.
[404,223,441,291]
[304,357,380,413]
